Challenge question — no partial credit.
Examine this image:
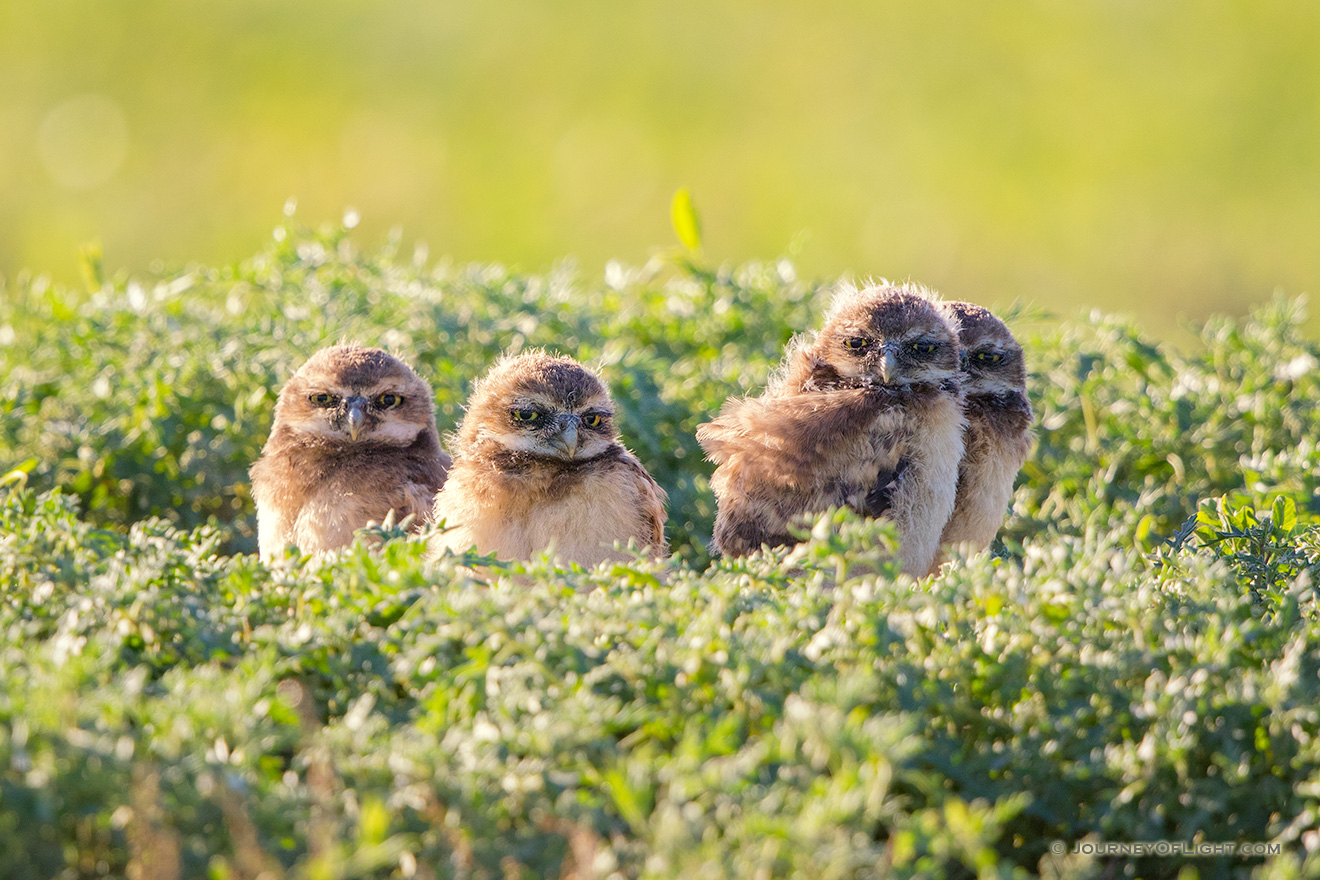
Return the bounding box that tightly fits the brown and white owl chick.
[697,282,965,577]
[250,344,451,560]
[430,351,667,566]
[937,302,1033,555]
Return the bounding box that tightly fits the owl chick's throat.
[490,443,627,481]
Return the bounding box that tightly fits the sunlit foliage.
[2,232,1319,877]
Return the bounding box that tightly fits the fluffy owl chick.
[250,345,450,560]
[697,282,965,577]
[430,352,667,566]
[937,302,1033,554]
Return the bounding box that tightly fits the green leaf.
[0,458,37,488]
[670,187,702,254]
[1271,495,1297,535]
[78,239,105,293]
[1041,601,1070,623]
[603,767,649,831]
[358,797,390,846]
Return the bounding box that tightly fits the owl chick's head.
[800,282,960,388]
[457,351,618,462]
[944,302,1026,395]
[275,344,436,447]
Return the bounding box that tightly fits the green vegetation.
[2,228,1320,878]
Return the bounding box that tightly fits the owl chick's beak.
[549,417,579,459]
[878,346,900,385]
[346,396,368,441]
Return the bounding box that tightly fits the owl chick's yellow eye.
[582,413,604,428]
[511,409,540,422]
[842,337,871,350]
[310,392,337,407]
[975,352,1004,364]
[911,342,937,355]
[376,392,403,408]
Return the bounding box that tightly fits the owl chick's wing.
[696,387,886,478]
[399,480,440,527]
[394,450,451,529]
[619,451,668,551]
[855,458,908,518]
[700,386,914,558]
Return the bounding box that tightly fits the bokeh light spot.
[36,93,129,191]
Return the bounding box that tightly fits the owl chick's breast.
[435,445,663,566]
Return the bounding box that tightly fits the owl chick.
[697,282,965,577]
[250,344,451,560]
[430,351,667,566]
[937,302,1033,554]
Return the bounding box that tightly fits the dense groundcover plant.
[1,224,1319,878]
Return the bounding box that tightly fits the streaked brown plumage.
[697,281,965,576]
[938,301,1033,554]
[430,351,666,566]
[250,344,450,560]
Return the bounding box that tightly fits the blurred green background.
[2,0,1317,331]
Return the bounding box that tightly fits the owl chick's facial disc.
[820,287,961,387]
[462,356,616,462]
[277,345,434,446]
[947,302,1027,397]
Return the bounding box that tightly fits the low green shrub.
[2,231,1319,877]
[2,491,1318,878]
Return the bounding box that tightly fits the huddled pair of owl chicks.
[250,281,1031,575]
[698,282,1033,576]
[249,345,665,566]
